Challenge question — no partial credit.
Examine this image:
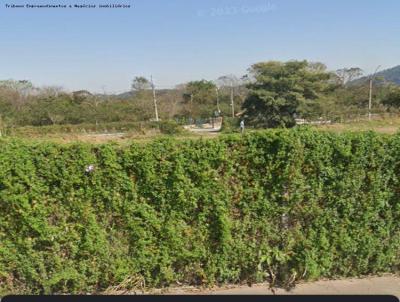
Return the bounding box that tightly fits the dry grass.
[103,276,146,295]
[314,116,400,134]
[2,129,220,145]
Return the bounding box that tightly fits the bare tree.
[41,86,64,97]
[336,68,364,86]
[0,79,35,110]
[217,75,238,117]
[217,75,249,116]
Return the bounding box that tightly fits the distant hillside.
[115,91,136,99]
[116,89,176,99]
[352,65,400,86]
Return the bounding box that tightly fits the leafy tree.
[242,60,332,128]
[72,90,93,104]
[131,76,151,92]
[16,94,73,126]
[130,76,155,120]
[185,80,216,104]
[183,80,217,118]
[382,85,400,108]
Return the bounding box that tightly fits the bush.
[0,129,399,294]
[158,120,183,135]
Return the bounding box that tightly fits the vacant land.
[2,115,400,144]
[0,127,219,144]
[315,116,400,134]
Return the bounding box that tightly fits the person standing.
[240,120,245,134]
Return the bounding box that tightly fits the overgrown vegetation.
[1,129,399,295]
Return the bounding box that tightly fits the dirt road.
[184,117,222,134]
[160,276,400,296]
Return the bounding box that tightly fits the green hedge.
[0,129,399,294]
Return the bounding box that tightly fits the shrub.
[0,129,399,294]
[158,120,183,135]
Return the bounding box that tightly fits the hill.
[352,65,400,85]
[104,89,175,100]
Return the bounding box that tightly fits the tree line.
[1,60,400,129]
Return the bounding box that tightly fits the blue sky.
[0,0,399,93]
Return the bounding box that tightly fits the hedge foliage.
[0,129,399,294]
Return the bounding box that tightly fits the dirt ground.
[154,275,400,296]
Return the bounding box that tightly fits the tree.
[335,67,363,86]
[82,95,103,126]
[0,79,34,94]
[216,75,248,117]
[242,60,332,128]
[24,94,73,126]
[157,88,182,119]
[72,90,93,104]
[183,80,217,118]
[130,76,155,120]
[0,79,35,111]
[131,76,151,92]
[41,86,64,97]
[382,85,400,108]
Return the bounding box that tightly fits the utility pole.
[230,81,235,118]
[215,87,221,113]
[368,65,381,121]
[189,93,194,124]
[150,75,159,122]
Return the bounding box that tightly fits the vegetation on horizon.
[1,61,400,135]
